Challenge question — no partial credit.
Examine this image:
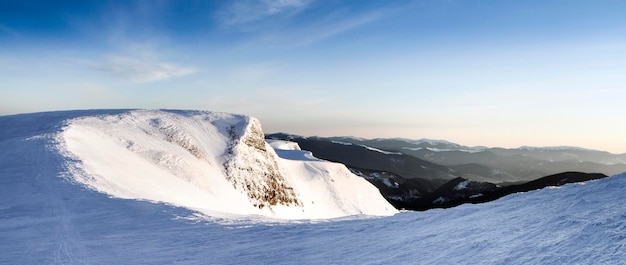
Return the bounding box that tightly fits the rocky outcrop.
[223,117,301,209]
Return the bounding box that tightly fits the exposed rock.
[223,117,301,209]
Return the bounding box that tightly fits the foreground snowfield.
[1,110,626,264]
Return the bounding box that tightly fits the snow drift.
[60,109,395,219]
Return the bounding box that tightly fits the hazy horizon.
[2,1,625,153]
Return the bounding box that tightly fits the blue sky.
[2,0,626,153]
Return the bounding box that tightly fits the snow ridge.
[518,146,594,152]
[59,109,395,219]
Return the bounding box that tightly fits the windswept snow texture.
[60,110,395,219]
[2,110,626,264]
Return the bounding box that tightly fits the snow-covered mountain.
[3,138,626,264]
[324,135,626,164]
[2,109,395,220]
[2,110,626,263]
[327,135,483,153]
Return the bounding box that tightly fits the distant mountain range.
[327,136,626,171]
[266,133,619,210]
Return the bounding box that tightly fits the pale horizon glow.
[1,1,626,154]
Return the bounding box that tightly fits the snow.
[268,140,321,162]
[2,110,626,264]
[360,145,403,155]
[415,138,456,144]
[454,180,471,190]
[330,140,353,145]
[383,137,463,148]
[518,145,594,152]
[381,177,397,188]
[59,110,396,220]
[267,139,301,150]
[61,110,259,217]
[330,140,403,155]
[433,196,448,204]
[402,147,484,153]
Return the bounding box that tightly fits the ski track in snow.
[2,110,626,264]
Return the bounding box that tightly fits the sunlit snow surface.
[1,110,626,264]
[59,110,396,219]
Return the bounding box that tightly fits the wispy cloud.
[0,23,20,38]
[93,55,197,83]
[218,0,312,26]
[284,10,385,46]
[221,1,394,47]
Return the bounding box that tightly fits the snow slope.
[1,110,626,264]
[59,109,396,219]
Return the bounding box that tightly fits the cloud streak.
[94,55,197,83]
[218,0,396,47]
[218,0,312,26]
[0,23,20,39]
[285,10,385,46]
